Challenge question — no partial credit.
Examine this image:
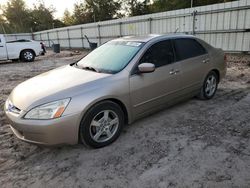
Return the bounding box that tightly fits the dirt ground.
[0,51,250,188]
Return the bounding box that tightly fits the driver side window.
[139,40,174,68]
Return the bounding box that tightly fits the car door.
[129,39,181,117]
[0,37,7,60]
[173,38,210,94]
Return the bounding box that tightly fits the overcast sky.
[0,0,78,19]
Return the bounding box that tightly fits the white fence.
[4,33,33,42]
[4,0,250,52]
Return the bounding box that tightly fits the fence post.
[81,27,84,48]
[56,30,59,44]
[119,22,122,37]
[97,24,101,46]
[47,32,50,47]
[148,18,152,34]
[67,29,71,48]
[192,10,197,35]
[40,33,42,41]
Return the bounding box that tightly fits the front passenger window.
[139,40,174,68]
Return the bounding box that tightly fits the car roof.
[114,34,196,43]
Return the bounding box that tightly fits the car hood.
[9,65,110,111]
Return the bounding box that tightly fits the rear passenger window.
[139,40,174,68]
[174,38,207,61]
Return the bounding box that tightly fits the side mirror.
[138,63,155,73]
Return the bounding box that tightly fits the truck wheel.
[20,50,35,62]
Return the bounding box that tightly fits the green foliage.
[30,2,55,32]
[124,0,151,16]
[150,0,237,12]
[85,0,121,22]
[68,0,122,25]
[0,14,10,33]
[62,9,75,26]
[72,2,91,25]
[192,0,236,6]
[0,0,60,33]
[2,0,31,33]
[150,0,190,13]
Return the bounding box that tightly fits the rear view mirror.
[138,63,155,73]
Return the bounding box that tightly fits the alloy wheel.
[89,110,119,143]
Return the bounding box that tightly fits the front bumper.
[5,107,81,145]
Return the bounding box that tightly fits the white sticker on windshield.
[126,42,142,47]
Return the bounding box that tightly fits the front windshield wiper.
[73,62,99,73]
[81,66,99,73]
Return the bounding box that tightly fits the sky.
[0,0,77,19]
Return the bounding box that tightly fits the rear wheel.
[20,50,35,62]
[79,101,124,148]
[198,71,218,100]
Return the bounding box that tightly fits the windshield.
[76,40,144,74]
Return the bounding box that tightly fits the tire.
[79,101,124,148]
[20,50,35,62]
[198,71,218,100]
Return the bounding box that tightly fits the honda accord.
[4,34,226,148]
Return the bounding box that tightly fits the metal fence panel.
[4,33,32,41]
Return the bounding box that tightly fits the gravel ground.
[0,51,250,188]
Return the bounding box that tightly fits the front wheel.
[198,71,218,100]
[20,50,35,62]
[79,101,124,148]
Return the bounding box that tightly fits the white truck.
[0,34,43,62]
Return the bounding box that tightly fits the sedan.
[4,34,226,148]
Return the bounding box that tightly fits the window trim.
[173,38,208,62]
[130,39,176,75]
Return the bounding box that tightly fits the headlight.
[24,98,70,120]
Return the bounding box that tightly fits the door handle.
[202,58,210,63]
[169,70,175,75]
[0,45,4,47]
[169,69,180,75]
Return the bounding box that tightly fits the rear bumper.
[5,109,81,145]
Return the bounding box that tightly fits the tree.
[53,19,66,28]
[84,0,121,22]
[192,0,236,7]
[124,0,151,16]
[2,0,31,33]
[30,1,55,32]
[71,2,90,25]
[0,14,8,33]
[62,9,75,26]
[67,0,122,25]
[150,0,237,13]
[150,0,190,13]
